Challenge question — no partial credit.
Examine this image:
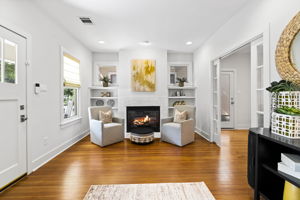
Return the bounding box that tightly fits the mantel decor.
[275,12,300,85]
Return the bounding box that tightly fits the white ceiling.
[34,0,249,52]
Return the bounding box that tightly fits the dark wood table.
[248,128,300,200]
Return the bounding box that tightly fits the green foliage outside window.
[64,88,75,105]
[4,62,15,83]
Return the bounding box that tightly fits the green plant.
[64,88,74,104]
[176,77,187,83]
[275,106,300,116]
[4,62,16,83]
[99,75,112,84]
[266,80,300,93]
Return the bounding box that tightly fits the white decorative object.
[278,162,300,179]
[271,91,300,111]
[271,112,300,138]
[130,132,154,144]
[281,153,300,172]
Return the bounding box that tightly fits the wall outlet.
[43,136,49,146]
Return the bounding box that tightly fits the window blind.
[63,53,80,87]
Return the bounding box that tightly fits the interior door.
[0,25,27,190]
[211,59,221,146]
[251,37,267,128]
[220,71,235,128]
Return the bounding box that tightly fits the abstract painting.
[131,59,156,92]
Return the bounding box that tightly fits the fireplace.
[127,106,160,132]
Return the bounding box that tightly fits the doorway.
[220,70,235,128]
[211,35,270,145]
[0,25,27,190]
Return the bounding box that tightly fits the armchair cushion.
[103,122,122,129]
[174,109,187,123]
[163,122,181,131]
[99,110,112,123]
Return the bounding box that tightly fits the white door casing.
[0,25,27,190]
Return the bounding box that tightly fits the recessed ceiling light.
[186,41,193,45]
[139,41,151,46]
[98,40,105,44]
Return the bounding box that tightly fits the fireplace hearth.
[126,106,160,132]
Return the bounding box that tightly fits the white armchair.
[88,106,124,147]
[161,105,195,146]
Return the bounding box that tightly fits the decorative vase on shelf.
[99,75,111,88]
[176,77,187,87]
[103,82,109,87]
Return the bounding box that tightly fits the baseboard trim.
[31,129,90,172]
[195,128,211,142]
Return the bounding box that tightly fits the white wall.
[118,48,169,121]
[93,52,119,62]
[0,0,92,172]
[220,50,251,129]
[193,0,300,139]
[167,52,193,62]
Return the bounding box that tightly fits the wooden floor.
[0,130,253,200]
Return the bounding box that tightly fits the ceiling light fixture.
[98,40,105,44]
[186,41,193,45]
[139,41,151,46]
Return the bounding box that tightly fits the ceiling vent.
[79,17,93,25]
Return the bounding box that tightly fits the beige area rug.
[83,182,215,200]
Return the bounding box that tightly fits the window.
[0,39,17,84]
[62,52,80,121]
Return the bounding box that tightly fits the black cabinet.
[248,128,300,200]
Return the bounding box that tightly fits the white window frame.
[60,47,81,127]
[0,38,18,84]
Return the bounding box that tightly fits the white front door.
[220,71,235,128]
[0,25,27,190]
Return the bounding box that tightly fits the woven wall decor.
[275,12,300,85]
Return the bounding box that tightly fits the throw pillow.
[99,110,112,123]
[174,109,187,123]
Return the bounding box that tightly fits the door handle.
[20,115,28,122]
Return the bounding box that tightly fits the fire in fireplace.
[127,106,160,132]
[133,115,151,126]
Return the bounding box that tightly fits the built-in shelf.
[167,85,196,117]
[89,86,119,109]
[168,96,195,99]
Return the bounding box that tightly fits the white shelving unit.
[89,86,118,111]
[167,86,196,116]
